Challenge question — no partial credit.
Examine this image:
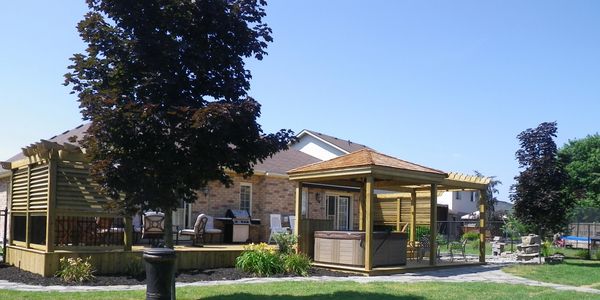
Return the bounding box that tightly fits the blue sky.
[1,1,599,202]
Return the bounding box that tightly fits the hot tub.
[314,231,407,267]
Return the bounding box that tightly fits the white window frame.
[240,183,252,214]
[301,188,308,218]
[325,193,353,230]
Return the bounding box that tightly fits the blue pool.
[563,235,590,242]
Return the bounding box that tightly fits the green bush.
[595,251,600,260]
[407,226,431,241]
[541,241,551,257]
[125,255,145,278]
[236,243,284,277]
[462,232,479,241]
[283,253,311,276]
[272,232,297,255]
[55,256,95,282]
[575,249,590,259]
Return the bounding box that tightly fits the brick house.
[1,125,371,242]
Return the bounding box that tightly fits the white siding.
[291,135,346,161]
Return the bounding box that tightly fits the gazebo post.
[294,182,303,252]
[359,185,365,231]
[45,159,57,252]
[410,190,417,244]
[429,184,437,265]
[479,190,487,263]
[364,176,374,272]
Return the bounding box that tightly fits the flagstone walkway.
[1,263,599,294]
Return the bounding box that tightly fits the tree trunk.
[164,207,174,248]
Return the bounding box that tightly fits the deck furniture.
[417,234,440,262]
[449,239,468,262]
[289,215,296,234]
[268,214,289,243]
[142,212,165,246]
[203,215,223,243]
[179,214,208,246]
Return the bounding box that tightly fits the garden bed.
[0,263,349,286]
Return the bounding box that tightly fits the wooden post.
[479,190,487,263]
[294,182,307,239]
[359,185,365,231]
[396,197,401,232]
[365,176,374,272]
[124,216,133,251]
[429,184,437,265]
[45,160,57,252]
[25,165,31,249]
[410,190,417,243]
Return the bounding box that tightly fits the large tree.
[510,122,570,237]
[65,0,293,246]
[559,134,600,208]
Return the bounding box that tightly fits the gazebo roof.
[287,149,448,186]
[288,149,446,175]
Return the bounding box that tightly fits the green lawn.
[503,259,600,289]
[0,281,597,300]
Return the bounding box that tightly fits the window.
[471,191,478,202]
[455,192,461,200]
[240,183,252,213]
[301,188,308,218]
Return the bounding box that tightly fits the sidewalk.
[0,263,599,294]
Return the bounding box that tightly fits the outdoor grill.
[223,209,251,243]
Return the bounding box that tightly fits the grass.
[503,259,600,289]
[0,281,597,300]
[438,241,492,256]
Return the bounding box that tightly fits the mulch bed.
[0,264,349,286]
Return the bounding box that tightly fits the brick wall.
[190,175,362,242]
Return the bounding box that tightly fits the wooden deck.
[6,243,251,277]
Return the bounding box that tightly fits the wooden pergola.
[287,149,490,272]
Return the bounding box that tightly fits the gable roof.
[253,148,321,175]
[288,148,446,176]
[298,130,369,154]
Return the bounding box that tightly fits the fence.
[436,220,506,243]
[563,222,600,250]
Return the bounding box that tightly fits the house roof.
[5,123,90,162]
[0,123,352,177]
[288,149,446,176]
[253,148,321,175]
[300,130,370,153]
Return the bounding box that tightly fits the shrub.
[125,255,145,278]
[575,249,590,259]
[541,241,551,257]
[272,232,297,255]
[462,232,479,241]
[55,256,95,282]
[235,243,283,276]
[283,253,311,276]
[595,251,600,260]
[407,226,431,241]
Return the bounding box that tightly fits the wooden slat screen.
[374,196,432,228]
[55,161,113,213]
[11,164,49,212]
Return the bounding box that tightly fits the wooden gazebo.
[288,149,490,274]
[1,140,133,276]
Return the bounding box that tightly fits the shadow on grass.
[563,260,600,268]
[197,291,425,300]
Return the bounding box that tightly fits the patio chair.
[417,235,440,262]
[142,212,165,246]
[268,214,290,243]
[203,215,223,243]
[179,214,208,247]
[449,239,468,262]
[289,215,296,234]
